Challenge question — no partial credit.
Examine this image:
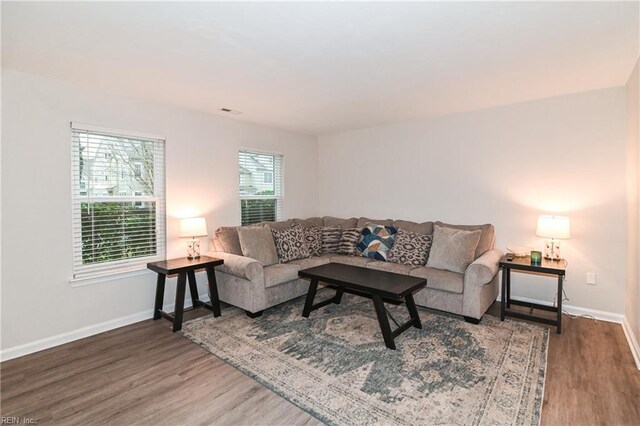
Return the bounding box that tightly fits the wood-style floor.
[1,302,639,425]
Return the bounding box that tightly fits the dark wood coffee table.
[298,263,427,350]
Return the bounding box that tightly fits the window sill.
[69,268,154,287]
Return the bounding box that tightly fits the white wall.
[1,70,318,355]
[626,59,640,363]
[318,87,628,315]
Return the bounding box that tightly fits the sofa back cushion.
[393,220,434,235]
[357,217,394,227]
[427,225,481,273]
[323,216,358,228]
[387,229,433,267]
[258,219,293,231]
[212,226,242,255]
[292,217,323,228]
[337,227,363,255]
[356,223,397,261]
[271,225,311,263]
[434,221,495,257]
[237,226,279,266]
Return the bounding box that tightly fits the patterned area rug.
[182,289,548,426]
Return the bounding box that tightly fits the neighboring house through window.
[71,122,166,280]
[238,150,283,225]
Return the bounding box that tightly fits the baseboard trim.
[496,294,624,323]
[622,317,640,370]
[497,294,640,370]
[0,296,210,362]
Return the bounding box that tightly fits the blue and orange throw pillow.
[356,223,397,261]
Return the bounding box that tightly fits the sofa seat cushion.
[264,264,301,288]
[286,256,331,270]
[329,255,372,267]
[409,267,464,294]
[367,261,417,275]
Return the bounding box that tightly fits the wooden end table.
[147,256,224,332]
[499,255,567,334]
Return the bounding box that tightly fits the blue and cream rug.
[182,290,548,425]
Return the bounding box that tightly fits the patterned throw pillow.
[271,225,311,263]
[337,227,363,256]
[387,229,433,267]
[356,224,397,261]
[321,226,342,254]
[304,226,322,257]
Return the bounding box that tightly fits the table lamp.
[536,215,570,260]
[180,217,208,259]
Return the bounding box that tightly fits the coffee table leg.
[405,294,422,329]
[173,272,187,332]
[302,278,319,318]
[334,286,345,304]
[372,294,396,350]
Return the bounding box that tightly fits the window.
[71,122,166,280]
[239,150,283,225]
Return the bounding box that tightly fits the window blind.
[239,150,284,225]
[71,123,166,280]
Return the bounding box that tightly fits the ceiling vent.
[220,108,242,115]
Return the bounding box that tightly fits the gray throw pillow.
[321,226,342,254]
[426,225,482,273]
[212,226,242,255]
[387,229,433,267]
[237,226,279,266]
[271,225,311,263]
[337,227,363,256]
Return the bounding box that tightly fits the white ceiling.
[2,1,638,135]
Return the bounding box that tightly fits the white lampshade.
[536,215,570,239]
[180,217,208,238]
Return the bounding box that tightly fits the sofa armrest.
[206,251,264,284]
[464,249,503,287]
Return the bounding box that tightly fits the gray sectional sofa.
[206,216,502,323]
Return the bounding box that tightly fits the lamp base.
[186,238,201,260]
[544,239,562,260]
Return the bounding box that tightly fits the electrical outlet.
[586,272,597,285]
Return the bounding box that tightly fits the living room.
[1,1,639,425]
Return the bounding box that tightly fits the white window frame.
[238,149,284,225]
[70,122,166,282]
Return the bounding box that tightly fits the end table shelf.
[499,255,567,334]
[147,256,224,332]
